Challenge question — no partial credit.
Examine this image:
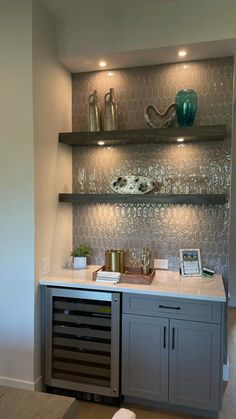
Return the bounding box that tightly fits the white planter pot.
[73,256,87,270]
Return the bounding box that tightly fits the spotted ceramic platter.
[110,175,155,194]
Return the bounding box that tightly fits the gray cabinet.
[122,314,169,402]
[122,294,223,414]
[123,294,222,324]
[169,319,221,411]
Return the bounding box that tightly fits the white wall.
[0,0,72,389]
[0,0,35,388]
[33,0,72,384]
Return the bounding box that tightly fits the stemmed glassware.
[129,251,140,268]
[89,168,96,193]
[78,168,86,193]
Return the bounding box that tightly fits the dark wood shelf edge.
[59,193,227,205]
[59,125,226,147]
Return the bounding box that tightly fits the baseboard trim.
[34,375,43,391]
[0,375,42,391]
[125,397,218,418]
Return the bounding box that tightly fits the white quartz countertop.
[39,265,226,302]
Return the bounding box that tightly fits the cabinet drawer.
[123,294,222,323]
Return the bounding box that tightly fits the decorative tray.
[92,266,155,285]
[110,175,154,194]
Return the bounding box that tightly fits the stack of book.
[96,271,121,283]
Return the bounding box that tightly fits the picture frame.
[180,249,202,277]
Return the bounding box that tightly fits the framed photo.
[180,249,202,277]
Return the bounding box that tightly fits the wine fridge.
[44,287,120,398]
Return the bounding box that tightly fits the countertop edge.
[39,279,226,302]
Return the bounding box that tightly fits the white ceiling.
[42,0,236,73]
[61,40,236,73]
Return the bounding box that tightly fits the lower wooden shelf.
[59,193,227,205]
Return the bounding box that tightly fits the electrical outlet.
[42,257,51,274]
[154,259,168,270]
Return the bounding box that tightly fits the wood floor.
[76,308,236,419]
[0,386,78,419]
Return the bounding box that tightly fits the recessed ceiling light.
[99,61,107,67]
[108,72,114,76]
[177,137,184,142]
[98,141,105,146]
[178,50,187,57]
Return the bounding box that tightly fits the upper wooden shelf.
[59,125,226,147]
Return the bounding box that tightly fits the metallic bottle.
[104,88,118,131]
[141,247,151,275]
[89,90,101,132]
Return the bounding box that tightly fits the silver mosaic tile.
[72,57,233,280]
[73,203,229,279]
[72,57,233,132]
[73,142,231,195]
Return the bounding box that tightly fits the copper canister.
[105,250,111,271]
[117,249,126,273]
[110,250,120,272]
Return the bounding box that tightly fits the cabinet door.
[122,314,169,402]
[169,319,221,411]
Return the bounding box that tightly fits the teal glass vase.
[175,89,197,127]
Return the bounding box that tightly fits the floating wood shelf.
[59,193,227,205]
[59,125,226,147]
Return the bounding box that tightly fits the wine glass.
[129,251,140,268]
[89,168,96,193]
[78,168,86,193]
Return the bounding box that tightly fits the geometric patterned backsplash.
[72,142,230,278]
[72,57,233,280]
[73,142,231,195]
[72,57,233,132]
[73,202,229,278]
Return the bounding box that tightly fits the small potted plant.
[71,244,92,270]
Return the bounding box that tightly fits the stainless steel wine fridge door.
[44,287,120,397]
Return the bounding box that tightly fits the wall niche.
[71,57,233,279]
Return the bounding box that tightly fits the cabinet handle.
[159,305,181,310]
[172,327,175,350]
[163,326,166,349]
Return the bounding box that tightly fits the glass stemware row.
[78,168,96,193]
[76,158,230,194]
